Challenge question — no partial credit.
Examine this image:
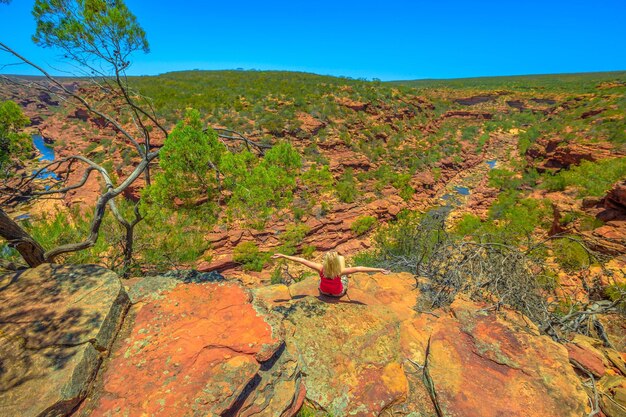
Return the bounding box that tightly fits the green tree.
[0,100,30,176]
[262,141,302,173]
[32,0,149,72]
[0,0,155,271]
[222,141,301,226]
[146,109,225,208]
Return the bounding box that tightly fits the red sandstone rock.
[296,112,325,135]
[253,275,590,416]
[605,180,626,210]
[85,281,301,417]
[335,97,369,111]
[0,264,129,417]
[526,137,613,171]
[425,298,589,417]
[566,342,607,377]
[197,255,238,272]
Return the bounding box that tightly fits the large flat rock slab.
[280,298,414,416]
[255,274,591,416]
[425,298,589,417]
[0,264,129,417]
[255,273,437,416]
[83,279,304,417]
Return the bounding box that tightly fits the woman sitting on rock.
[271,251,390,297]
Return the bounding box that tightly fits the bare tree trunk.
[109,200,142,277]
[122,222,134,276]
[0,208,45,267]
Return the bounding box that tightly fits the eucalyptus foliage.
[32,0,148,73]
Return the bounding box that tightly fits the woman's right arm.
[271,253,323,272]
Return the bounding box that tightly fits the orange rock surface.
[84,281,298,416]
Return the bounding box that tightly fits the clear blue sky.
[1,0,625,80]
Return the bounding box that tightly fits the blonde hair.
[322,251,343,278]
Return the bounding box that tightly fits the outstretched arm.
[271,253,323,273]
[342,266,390,275]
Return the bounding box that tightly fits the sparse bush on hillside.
[552,236,591,272]
[606,284,626,314]
[336,168,357,203]
[18,209,112,266]
[543,158,626,197]
[233,241,269,272]
[302,164,334,190]
[488,168,521,190]
[518,126,541,155]
[354,209,617,341]
[487,191,552,240]
[461,125,479,141]
[453,190,552,243]
[455,213,483,236]
[351,215,377,236]
[277,224,310,255]
[136,207,209,274]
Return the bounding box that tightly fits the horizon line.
[2,68,626,83]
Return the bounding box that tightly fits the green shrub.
[552,237,590,272]
[233,241,268,271]
[263,141,302,173]
[336,168,357,203]
[536,269,560,290]
[0,100,30,175]
[579,214,604,231]
[137,205,210,274]
[461,125,479,141]
[455,214,483,236]
[488,169,521,190]
[543,158,626,197]
[518,126,541,155]
[476,131,489,152]
[24,209,110,266]
[301,244,316,258]
[270,265,284,285]
[146,109,226,208]
[277,224,310,255]
[351,215,377,235]
[488,191,552,239]
[293,206,306,222]
[221,142,301,226]
[605,283,626,314]
[302,164,333,189]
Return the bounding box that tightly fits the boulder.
[605,180,626,211]
[424,298,588,417]
[82,277,303,417]
[525,138,612,171]
[0,264,129,417]
[296,112,325,135]
[335,97,369,111]
[598,375,626,417]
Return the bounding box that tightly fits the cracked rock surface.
[78,275,304,417]
[254,273,595,417]
[3,267,621,417]
[0,264,129,417]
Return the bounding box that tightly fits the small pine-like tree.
[145,109,226,208]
